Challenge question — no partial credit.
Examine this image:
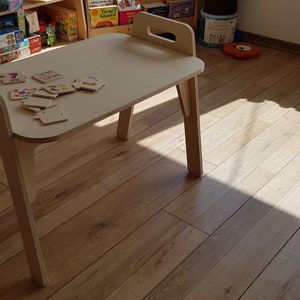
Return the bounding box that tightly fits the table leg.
[177,77,203,177]
[0,102,47,287]
[117,106,134,140]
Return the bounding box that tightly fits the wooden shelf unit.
[84,0,199,38]
[0,0,87,40]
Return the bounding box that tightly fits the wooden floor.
[0,43,299,300]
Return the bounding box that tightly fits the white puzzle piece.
[32,70,64,83]
[42,83,76,94]
[34,106,68,125]
[22,97,58,108]
[2,71,27,84]
[73,76,106,91]
[10,87,38,100]
[32,88,59,99]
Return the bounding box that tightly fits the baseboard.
[240,31,300,55]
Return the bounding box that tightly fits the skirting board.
[240,31,300,55]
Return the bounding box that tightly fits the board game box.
[45,4,78,41]
[89,5,118,28]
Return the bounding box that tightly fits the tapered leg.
[177,77,203,177]
[0,100,47,287]
[117,106,134,140]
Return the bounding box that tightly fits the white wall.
[236,0,300,44]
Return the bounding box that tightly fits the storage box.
[198,9,237,47]
[89,6,118,28]
[0,26,24,48]
[141,2,168,17]
[45,4,78,41]
[168,0,194,19]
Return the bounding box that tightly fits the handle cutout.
[147,26,176,42]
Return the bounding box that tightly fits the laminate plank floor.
[0,43,299,299]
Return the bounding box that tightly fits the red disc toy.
[222,42,261,59]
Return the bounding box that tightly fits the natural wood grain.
[240,228,300,300]
[51,211,207,300]
[0,43,299,299]
[145,154,300,300]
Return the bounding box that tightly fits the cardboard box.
[0,49,19,64]
[117,0,141,25]
[141,2,168,17]
[0,0,23,12]
[25,10,40,34]
[18,46,30,58]
[89,5,118,28]
[0,14,16,29]
[45,4,78,41]
[26,34,41,48]
[168,0,194,19]
[29,44,42,54]
[0,26,24,48]
[119,10,141,25]
[14,8,26,36]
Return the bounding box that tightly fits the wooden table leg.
[0,100,47,287]
[177,77,203,177]
[117,106,134,140]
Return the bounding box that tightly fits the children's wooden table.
[0,12,204,286]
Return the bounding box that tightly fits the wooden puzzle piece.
[2,71,26,84]
[10,87,38,100]
[32,88,59,99]
[73,76,106,91]
[22,97,58,108]
[42,83,76,94]
[34,106,68,125]
[31,70,64,83]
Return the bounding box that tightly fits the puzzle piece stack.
[1,70,105,125]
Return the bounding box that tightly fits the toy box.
[14,33,41,59]
[0,49,19,64]
[0,0,23,12]
[88,0,113,7]
[0,14,15,29]
[141,2,168,17]
[0,43,21,55]
[45,4,78,41]
[0,26,24,48]
[14,8,26,36]
[119,10,141,24]
[89,5,118,28]
[168,0,194,19]
[26,33,41,48]
[117,0,141,25]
